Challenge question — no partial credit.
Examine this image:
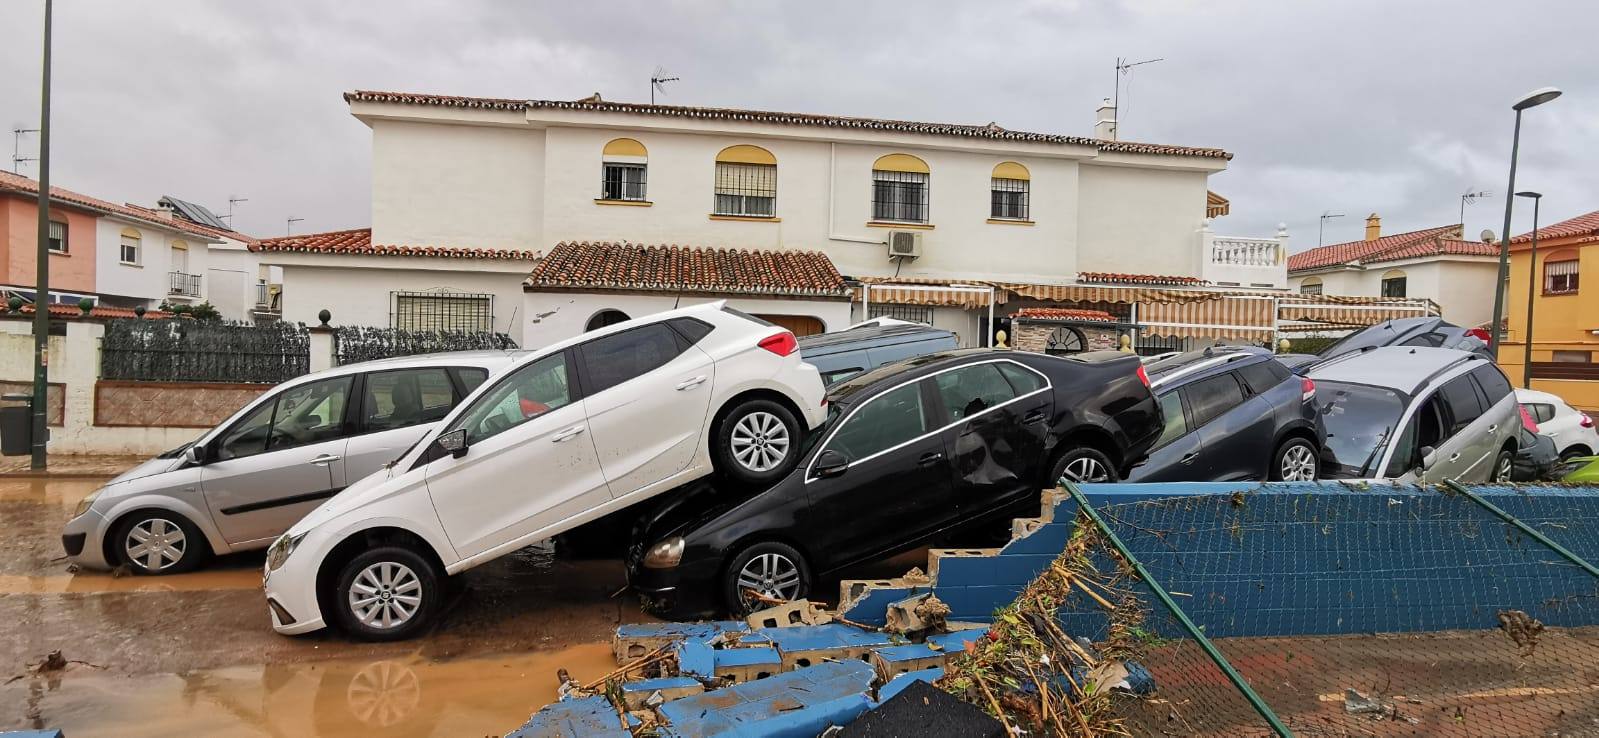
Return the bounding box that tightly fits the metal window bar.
[1545,260,1579,294]
[601,163,647,201]
[254,281,269,307]
[871,170,929,223]
[990,177,1029,220]
[48,220,66,252]
[168,271,201,297]
[391,291,495,333]
[867,304,934,324]
[1380,277,1406,298]
[713,162,777,216]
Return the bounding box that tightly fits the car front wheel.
[1271,438,1319,482]
[714,399,801,486]
[332,547,441,642]
[112,510,209,575]
[722,541,810,615]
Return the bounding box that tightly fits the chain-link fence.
[333,325,517,366]
[100,319,309,384]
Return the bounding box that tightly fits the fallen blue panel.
[760,623,897,653]
[508,695,639,738]
[839,585,929,626]
[616,620,749,643]
[925,628,986,654]
[659,660,876,737]
[675,638,716,679]
[622,675,703,695]
[716,646,782,668]
[873,643,941,665]
[877,666,945,702]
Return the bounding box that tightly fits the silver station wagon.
[61,351,524,574]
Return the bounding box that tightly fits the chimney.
[1364,213,1381,241]
[1095,98,1117,139]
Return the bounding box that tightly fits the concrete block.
[509,695,639,738]
[674,639,716,680]
[614,620,748,661]
[658,660,875,737]
[760,623,897,671]
[884,592,951,634]
[837,584,928,627]
[927,548,1001,582]
[870,643,946,679]
[715,646,783,683]
[619,676,704,710]
[746,598,833,629]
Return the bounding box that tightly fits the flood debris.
[885,593,951,635]
[746,598,834,629]
[1497,609,1546,656]
[1342,688,1422,724]
[5,649,103,685]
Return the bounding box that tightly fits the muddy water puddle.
[0,567,262,594]
[3,642,616,737]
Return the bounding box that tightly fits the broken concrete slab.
[673,638,716,680]
[657,660,876,737]
[759,623,898,671]
[714,645,783,684]
[614,620,749,661]
[883,592,950,634]
[619,676,704,710]
[508,695,640,737]
[869,643,946,681]
[745,598,833,629]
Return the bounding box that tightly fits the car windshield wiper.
[1356,426,1392,477]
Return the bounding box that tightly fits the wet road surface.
[1,472,926,736]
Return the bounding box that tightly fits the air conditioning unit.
[886,230,923,260]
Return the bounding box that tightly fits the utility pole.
[31,0,52,470]
[286,216,303,236]
[1318,211,1345,247]
[12,128,39,173]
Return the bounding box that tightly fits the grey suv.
[1306,347,1519,483]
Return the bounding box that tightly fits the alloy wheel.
[1495,454,1514,482]
[1062,456,1110,483]
[729,411,790,473]
[736,552,802,608]
[125,518,187,572]
[346,660,422,728]
[1280,445,1318,481]
[348,562,423,630]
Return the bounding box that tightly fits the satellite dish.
[1480,229,1497,244]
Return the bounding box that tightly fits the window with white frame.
[47,221,67,253]
[1545,258,1579,295]
[600,138,649,201]
[119,229,141,264]
[714,162,777,217]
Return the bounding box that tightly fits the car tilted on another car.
[262,303,828,640]
[61,351,524,575]
[1128,347,1325,483]
[1306,346,1519,483]
[626,349,1163,617]
[1277,316,1492,371]
[1517,388,1598,461]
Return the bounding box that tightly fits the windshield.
[1317,381,1408,477]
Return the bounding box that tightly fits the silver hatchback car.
[1307,346,1520,483]
[62,351,523,574]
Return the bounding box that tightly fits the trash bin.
[1,392,32,457]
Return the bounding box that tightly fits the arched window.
[586,309,630,331]
[990,161,1030,221]
[713,145,777,217]
[601,138,648,202]
[871,153,930,223]
[119,227,142,265]
[1380,269,1406,298]
[1544,249,1580,295]
[1299,277,1323,295]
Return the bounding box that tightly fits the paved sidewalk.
[0,455,144,477]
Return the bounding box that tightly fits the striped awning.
[854,279,1001,309]
[1276,299,1435,327]
[1139,296,1277,340]
[853,277,1219,308]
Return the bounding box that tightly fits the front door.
[1127,391,1205,482]
[1421,374,1492,482]
[934,361,1050,519]
[810,380,952,569]
[426,351,608,561]
[577,323,715,499]
[201,375,354,545]
[1185,372,1272,480]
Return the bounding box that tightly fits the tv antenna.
[650,66,679,105]
[1112,56,1163,141]
[12,128,39,173]
[223,196,248,226]
[1459,188,1491,227]
[286,216,303,236]
[1318,211,1345,247]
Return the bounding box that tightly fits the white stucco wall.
[278,261,532,343]
[1289,257,1497,326]
[205,244,261,322]
[94,217,211,307]
[1076,162,1209,276]
[370,119,545,251]
[522,291,852,349]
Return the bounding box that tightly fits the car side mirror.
[813,450,849,479]
[1418,446,1437,471]
[435,429,469,458]
[182,445,203,466]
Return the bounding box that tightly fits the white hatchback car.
[263,303,827,640]
[1517,388,1599,460]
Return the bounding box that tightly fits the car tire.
[714,399,801,486]
[722,541,810,615]
[111,509,210,575]
[1491,448,1515,483]
[1270,438,1320,482]
[331,546,442,642]
[1560,447,1592,463]
[1050,446,1119,485]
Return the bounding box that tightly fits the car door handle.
[309,454,341,465]
[675,375,708,391]
[918,452,944,466]
[1180,452,1198,465]
[1487,424,1498,432]
[552,426,587,443]
[1023,410,1047,424]
[1449,453,1461,461]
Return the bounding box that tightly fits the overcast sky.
[2,1,1594,251]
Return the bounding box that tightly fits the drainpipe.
[828,143,884,246]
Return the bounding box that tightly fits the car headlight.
[642,537,685,569]
[266,532,306,572]
[72,490,101,520]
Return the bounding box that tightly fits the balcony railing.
[1198,222,1290,289]
[254,281,281,312]
[1210,237,1282,267]
[168,271,201,298]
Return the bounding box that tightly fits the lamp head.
[1514,191,1543,200]
[1513,87,1562,111]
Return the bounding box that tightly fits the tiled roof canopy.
[0,172,221,241]
[526,241,849,298]
[345,90,1232,160]
[1510,209,1599,245]
[252,228,541,260]
[1286,224,1488,272]
[1206,190,1230,218]
[1011,307,1119,322]
[1077,272,1209,286]
[4,303,172,320]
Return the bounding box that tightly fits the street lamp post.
[1488,87,1561,358]
[1516,191,1542,388]
[30,0,52,470]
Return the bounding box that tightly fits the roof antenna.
[223,196,248,226]
[1112,56,1163,141]
[650,66,680,105]
[286,216,303,236]
[1459,188,1491,229]
[12,128,39,173]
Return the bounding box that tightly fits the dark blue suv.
[1127,347,1326,482]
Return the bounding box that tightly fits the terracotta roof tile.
[252,228,540,260]
[525,241,848,298]
[6,303,171,320]
[1077,272,1208,286]
[123,204,258,245]
[1012,307,1118,322]
[1511,209,1599,244]
[345,90,1232,160]
[1286,224,1467,271]
[0,172,222,242]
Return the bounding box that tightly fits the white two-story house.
[258,91,1301,349]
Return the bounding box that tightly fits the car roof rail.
[1409,349,1478,393]
[1148,352,1255,389]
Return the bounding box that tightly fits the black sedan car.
[627,349,1163,616]
[1127,347,1326,482]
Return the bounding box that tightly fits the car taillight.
[1301,378,1316,403]
[1519,404,1540,433]
[758,332,797,357]
[1136,365,1150,388]
[1581,413,1594,429]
